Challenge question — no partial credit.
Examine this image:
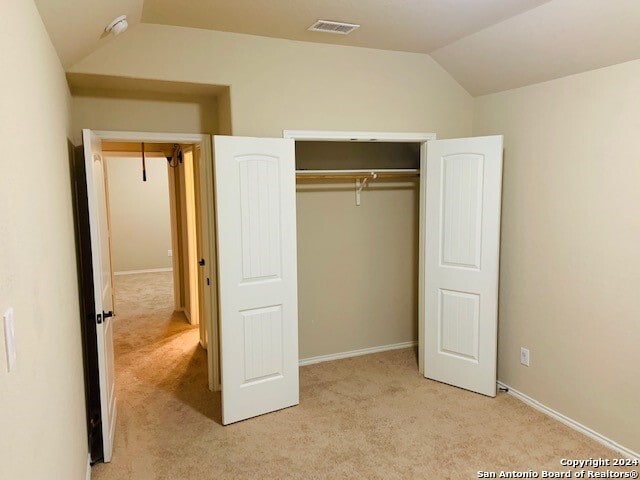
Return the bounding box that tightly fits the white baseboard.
[497,381,639,460]
[86,454,91,480]
[299,341,417,367]
[114,267,173,276]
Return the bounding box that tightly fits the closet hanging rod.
[296,174,419,181]
[296,169,419,180]
[296,168,419,175]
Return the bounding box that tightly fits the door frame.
[93,130,219,392]
[283,130,436,374]
[173,145,200,327]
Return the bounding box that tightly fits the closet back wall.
[296,143,420,359]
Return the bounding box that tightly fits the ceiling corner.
[35,0,144,69]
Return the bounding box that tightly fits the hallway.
[92,272,217,479]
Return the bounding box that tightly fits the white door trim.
[86,454,91,480]
[283,130,435,143]
[94,131,208,144]
[92,130,219,391]
[418,142,428,375]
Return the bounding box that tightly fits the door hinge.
[206,277,210,286]
[96,313,102,325]
[199,258,206,266]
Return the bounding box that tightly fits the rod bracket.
[355,171,377,206]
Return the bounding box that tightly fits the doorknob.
[199,258,206,266]
[97,311,113,325]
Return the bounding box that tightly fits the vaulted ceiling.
[34,0,144,69]
[35,0,640,96]
[140,0,550,55]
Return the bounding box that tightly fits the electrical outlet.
[168,249,173,257]
[520,347,530,367]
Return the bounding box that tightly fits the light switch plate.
[4,308,16,372]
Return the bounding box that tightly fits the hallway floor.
[92,272,621,480]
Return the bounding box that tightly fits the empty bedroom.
[1,1,639,479]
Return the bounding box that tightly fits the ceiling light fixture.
[105,15,128,36]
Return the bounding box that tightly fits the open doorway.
[75,131,220,464]
[103,142,200,324]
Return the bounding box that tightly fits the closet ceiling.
[36,0,640,95]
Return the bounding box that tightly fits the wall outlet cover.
[520,347,530,367]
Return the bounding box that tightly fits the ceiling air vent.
[308,20,360,35]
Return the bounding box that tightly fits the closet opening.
[291,134,429,371]
[212,129,502,425]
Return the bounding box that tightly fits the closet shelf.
[295,168,420,180]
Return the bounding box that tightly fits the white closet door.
[423,136,503,396]
[213,135,299,425]
[82,129,117,460]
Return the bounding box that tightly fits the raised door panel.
[242,305,283,384]
[424,136,503,397]
[439,289,480,362]
[214,136,299,425]
[441,154,484,270]
[238,156,282,282]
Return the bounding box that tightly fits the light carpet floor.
[92,272,621,480]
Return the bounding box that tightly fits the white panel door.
[423,135,503,396]
[82,129,117,460]
[213,135,299,425]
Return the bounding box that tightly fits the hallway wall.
[107,156,173,273]
[0,1,88,478]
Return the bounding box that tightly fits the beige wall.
[69,23,472,358]
[297,142,420,359]
[107,156,172,273]
[180,149,199,323]
[0,1,87,479]
[297,181,419,359]
[474,59,640,453]
[69,24,472,139]
[71,89,219,145]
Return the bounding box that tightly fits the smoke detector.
[308,20,360,35]
[105,15,128,36]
